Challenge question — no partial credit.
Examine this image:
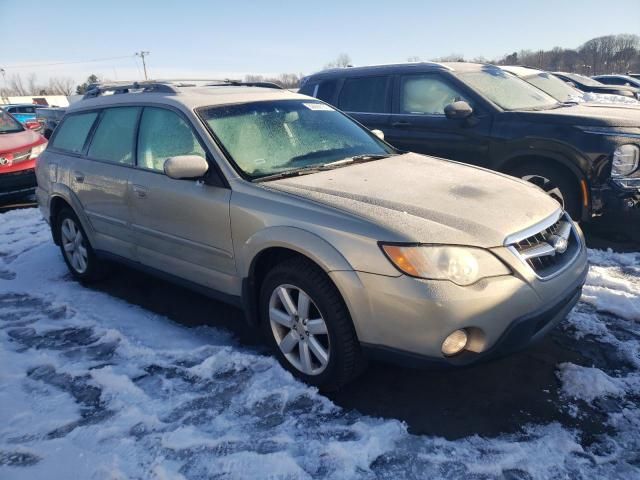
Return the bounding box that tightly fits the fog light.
[442,329,468,356]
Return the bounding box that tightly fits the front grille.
[510,214,580,278]
[12,149,31,163]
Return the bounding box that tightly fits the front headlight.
[380,244,510,286]
[29,143,47,160]
[612,144,639,177]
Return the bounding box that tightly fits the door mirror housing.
[371,129,385,141]
[25,120,41,130]
[164,155,209,180]
[444,101,473,120]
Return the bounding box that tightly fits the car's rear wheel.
[57,208,107,283]
[509,164,582,220]
[259,257,365,391]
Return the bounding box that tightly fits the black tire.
[56,207,108,283]
[509,163,582,220]
[259,257,366,391]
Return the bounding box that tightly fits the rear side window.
[51,112,98,153]
[316,79,339,103]
[338,77,389,113]
[88,107,140,165]
[137,107,205,172]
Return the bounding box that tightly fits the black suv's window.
[338,76,389,113]
[88,107,140,165]
[50,112,98,153]
[316,79,339,103]
[137,107,205,171]
[400,75,469,115]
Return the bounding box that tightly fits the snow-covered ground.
[1,208,639,479]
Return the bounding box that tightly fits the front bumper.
[329,238,588,367]
[600,178,640,213]
[0,168,37,198]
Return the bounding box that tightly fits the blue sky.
[2,0,640,84]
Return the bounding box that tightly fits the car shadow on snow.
[91,264,613,442]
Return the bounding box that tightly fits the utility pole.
[135,51,150,80]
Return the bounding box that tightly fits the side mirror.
[164,155,209,180]
[371,129,385,141]
[566,81,577,88]
[444,101,473,120]
[25,120,41,130]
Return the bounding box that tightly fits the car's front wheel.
[260,257,365,391]
[56,208,107,283]
[510,164,582,220]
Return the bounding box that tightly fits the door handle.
[391,120,411,127]
[73,171,85,183]
[132,185,148,198]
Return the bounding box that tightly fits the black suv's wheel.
[259,257,366,391]
[56,208,107,283]
[509,164,582,220]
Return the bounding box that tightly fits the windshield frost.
[0,109,24,134]
[460,69,559,111]
[199,100,393,179]
[524,73,579,102]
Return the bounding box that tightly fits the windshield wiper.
[253,165,333,182]
[254,153,396,182]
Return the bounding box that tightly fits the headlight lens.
[612,144,639,177]
[381,245,510,286]
[29,143,47,160]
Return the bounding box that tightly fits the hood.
[508,104,640,127]
[266,153,561,248]
[0,129,43,155]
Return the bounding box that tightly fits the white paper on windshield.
[303,103,334,111]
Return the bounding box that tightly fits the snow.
[1,208,640,479]
[570,92,640,105]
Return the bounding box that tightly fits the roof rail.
[205,80,283,89]
[83,81,179,99]
[83,79,283,99]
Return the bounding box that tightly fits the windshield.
[563,73,602,87]
[524,73,580,102]
[199,99,394,179]
[0,109,24,134]
[459,68,559,110]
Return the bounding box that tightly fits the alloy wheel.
[521,174,565,208]
[61,218,89,274]
[269,284,330,376]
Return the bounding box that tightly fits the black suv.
[300,63,640,220]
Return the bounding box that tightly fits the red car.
[0,108,47,200]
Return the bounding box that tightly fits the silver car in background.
[35,81,588,390]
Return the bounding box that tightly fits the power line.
[1,55,136,70]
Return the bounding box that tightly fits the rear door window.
[338,76,390,113]
[50,112,99,153]
[87,107,141,165]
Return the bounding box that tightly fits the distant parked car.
[553,72,640,100]
[0,108,47,200]
[501,66,640,106]
[593,74,640,90]
[36,107,66,139]
[300,62,640,220]
[0,104,41,124]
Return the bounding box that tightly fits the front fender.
[238,226,354,278]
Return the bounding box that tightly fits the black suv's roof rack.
[83,79,283,99]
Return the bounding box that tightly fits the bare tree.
[324,53,352,69]
[49,77,75,95]
[9,74,28,95]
